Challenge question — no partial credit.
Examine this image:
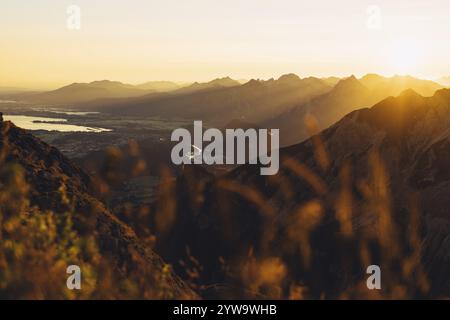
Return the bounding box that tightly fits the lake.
[3,115,112,132]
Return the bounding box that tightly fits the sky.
[1,0,450,89]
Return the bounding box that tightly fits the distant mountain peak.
[358,89,428,135]
[371,88,426,110]
[25,79,152,105]
[90,79,118,84]
[278,73,301,82]
[243,79,264,88]
[64,80,130,88]
[175,77,240,94]
[333,75,365,92]
[360,73,386,82]
[398,88,422,98]
[136,80,182,92]
[209,77,240,86]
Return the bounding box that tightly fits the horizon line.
[2,72,448,92]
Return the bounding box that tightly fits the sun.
[386,40,423,75]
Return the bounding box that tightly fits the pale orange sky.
[1,0,450,89]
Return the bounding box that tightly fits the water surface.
[3,115,112,132]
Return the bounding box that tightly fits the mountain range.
[72,74,443,147]
[92,74,333,125]
[7,78,242,106]
[149,88,450,298]
[5,75,444,148]
[265,74,443,145]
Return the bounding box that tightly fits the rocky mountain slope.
[152,89,450,299]
[0,113,197,299]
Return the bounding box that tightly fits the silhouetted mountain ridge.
[155,89,450,298]
[97,74,332,126]
[21,80,153,105]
